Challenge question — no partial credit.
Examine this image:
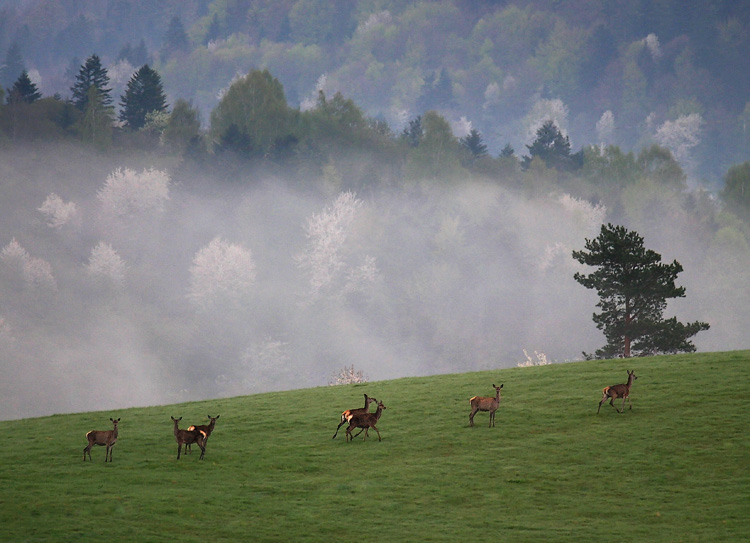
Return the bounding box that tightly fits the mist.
[0,143,746,421]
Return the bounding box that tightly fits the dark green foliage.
[460,128,488,159]
[162,16,190,57]
[117,40,149,66]
[119,65,168,130]
[573,223,709,359]
[401,116,423,148]
[523,120,581,172]
[162,98,203,154]
[6,70,41,104]
[203,13,222,44]
[70,54,113,111]
[209,69,295,157]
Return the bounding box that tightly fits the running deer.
[345,400,387,442]
[598,370,638,414]
[171,416,206,460]
[83,417,120,462]
[469,384,503,427]
[332,394,377,439]
[186,415,220,453]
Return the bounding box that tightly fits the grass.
[1,351,748,542]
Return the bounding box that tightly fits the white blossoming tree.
[294,191,378,302]
[1,238,56,290]
[189,236,257,311]
[85,242,126,287]
[654,113,703,175]
[97,167,171,217]
[38,193,80,230]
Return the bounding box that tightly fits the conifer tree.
[70,55,112,111]
[6,70,41,104]
[119,65,167,130]
[161,16,190,57]
[572,223,709,359]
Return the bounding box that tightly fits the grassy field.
[1,351,748,542]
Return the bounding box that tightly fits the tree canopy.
[119,64,167,130]
[572,223,709,359]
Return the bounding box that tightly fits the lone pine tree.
[572,223,709,359]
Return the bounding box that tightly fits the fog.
[0,144,746,421]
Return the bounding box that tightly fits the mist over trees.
[0,1,749,419]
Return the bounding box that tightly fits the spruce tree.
[7,71,41,104]
[119,65,167,130]
[70,55,112,111]
[161,16,190,57]
[572,223,709,359]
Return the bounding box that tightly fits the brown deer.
[598,370,638,414]
[469,384,503,427]
[171,416,207,460]
[345,400,387,442]
[332,394,377,439]
[186,415,220,453]
[83,417,120,462]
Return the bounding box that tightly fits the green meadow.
[1,351,748,542]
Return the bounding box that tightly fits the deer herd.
[82,370,639,461]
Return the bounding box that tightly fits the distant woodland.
[1,1,749,419]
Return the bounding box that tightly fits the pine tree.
[70,55,112,111]
[460,129,488,159]
[523,120,576,171]
[572,223,709,359]
[161,16,190,57]
[6,71,41,104]
[119,65,167,130]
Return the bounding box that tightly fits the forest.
[0,0,749,420]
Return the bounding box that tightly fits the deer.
[469,384,503,427]
[345,400,387,442]
[598,370,638,414]
[171,416,207,460]
[83,417,120,462]
[186,415,220,453]
[332,394,377,439]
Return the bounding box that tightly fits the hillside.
[0,351,747,542]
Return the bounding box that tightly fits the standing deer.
[171,416,206,460]
[83,417,120,462]
[598,370,638,414]
[345,400,387,442]
[332,394,377,439]
[186,415,220,453]
[469,384,503,427]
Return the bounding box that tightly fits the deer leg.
[199,444,205,460]
[469,407,477,427]
[332,420,347,439]
[372,426,381,442]
[353,428,365,438]
[83,445,91,461]
[177,444,182,460]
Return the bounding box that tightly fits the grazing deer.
[171,416,207,460]
[332,394,377,439]
[345,400,387,442]
[83,417,120,462]
[469,384,503,427]
[186,415,220,453]
[598,370,638,414]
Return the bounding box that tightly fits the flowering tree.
[38,193,80,230]
[188,236,257,310]
[85,242,126,287]
[295,191,377,302]
[654,113,703,174]
[97,167,170,217]
[1,238,56,289]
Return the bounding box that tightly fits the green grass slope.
[1,352,747,542]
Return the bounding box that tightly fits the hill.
[0,351,747,542]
